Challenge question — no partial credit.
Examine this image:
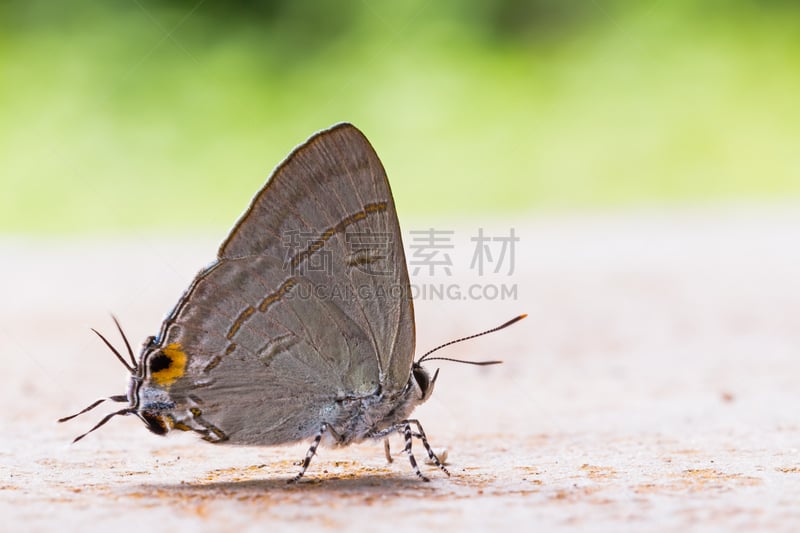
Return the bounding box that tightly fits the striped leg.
[371,421,448,480]
[288,422,328,484]
[406,419,449,476]
[400,422,429,482]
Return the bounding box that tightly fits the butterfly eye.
[412,365,433,399]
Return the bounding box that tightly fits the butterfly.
[61,123,525,482]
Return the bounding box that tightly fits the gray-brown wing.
[148,124,415,443]
[218,123,415,392]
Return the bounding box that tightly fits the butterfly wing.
[143,124,415,444]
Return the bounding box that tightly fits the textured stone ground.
[2,206,800,532]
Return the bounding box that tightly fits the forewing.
[218,123,415,390]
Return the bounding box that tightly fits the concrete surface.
[2,206,800,532]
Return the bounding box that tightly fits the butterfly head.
[58,319,175,442]
[411,363,439,403]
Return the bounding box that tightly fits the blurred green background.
[2,0,799,234]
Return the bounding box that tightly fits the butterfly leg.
[383,438,393,463]
[371,421,447,480]
[405,419,450,477]
[396,421,429,482]
[288,422,329,483]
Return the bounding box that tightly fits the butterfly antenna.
[58,395,128,423]
[91,327,134,373]
[417,313,527,365]
[70,407,136,443]
[111,315,137,369]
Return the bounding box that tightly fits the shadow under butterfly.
[60,123,526,483]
